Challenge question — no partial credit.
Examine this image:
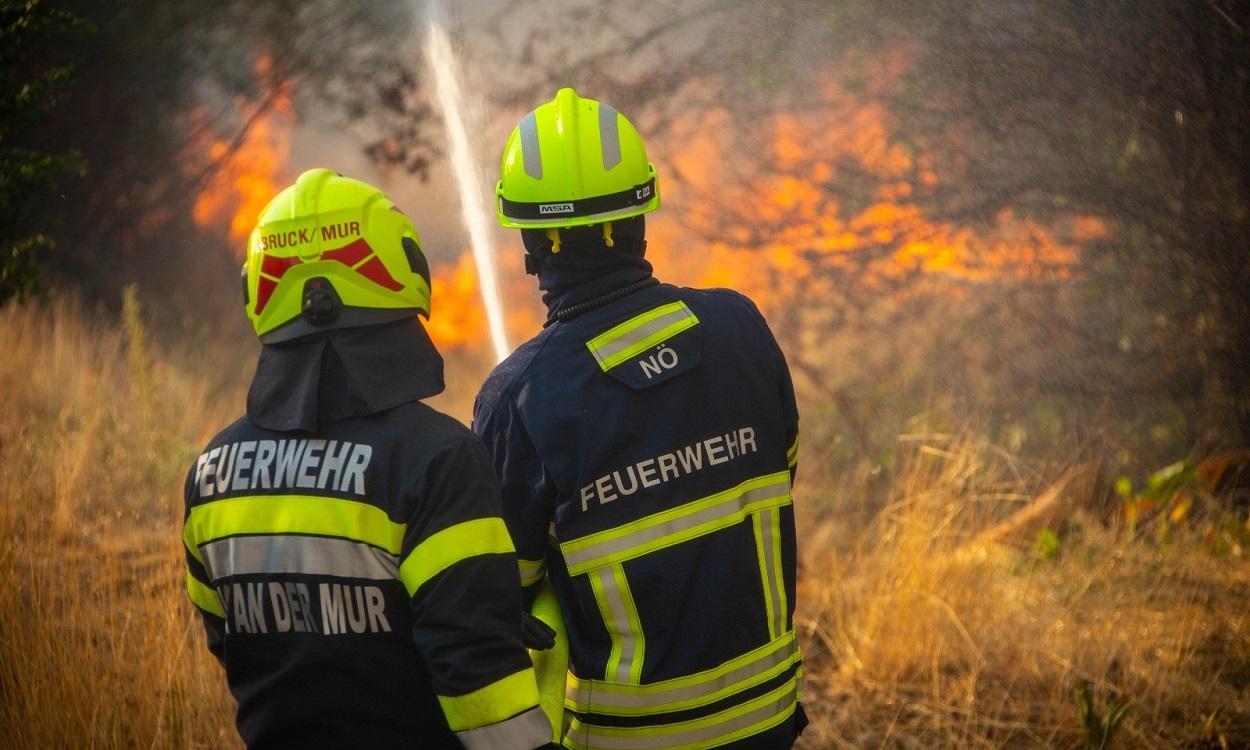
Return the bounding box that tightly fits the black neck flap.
[246,317,445,433]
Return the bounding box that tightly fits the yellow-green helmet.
[496,87,660,229]
[243,168,432,343]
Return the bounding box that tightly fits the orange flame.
[425,249,544,351]
[645,61,1107,312]
[190,54,293,254]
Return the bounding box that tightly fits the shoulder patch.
[586,301,701,390]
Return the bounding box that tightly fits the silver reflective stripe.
[520,111,543,179]
[562,474,792,574]
[567,631,797,713]
[588,303,697,371]
[566,677,798,750]
[200,535,398,581]
[758,507,785,638]
[456,706,552,750]
[595,566,643,682]
[502,204,652,227]
[599,103,621,170]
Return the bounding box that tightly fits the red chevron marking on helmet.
[261,254,302,279]
[252,239,406,318]
[324,238,405,291]
[321,238,372,267]
[254,276,279,315]
[255,254,302,315]
[354,257,405,291]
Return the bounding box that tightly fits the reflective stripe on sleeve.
[438,668,542,732]
[586,301,699,372]
[786,431,799,468]
[518,557,546,587]
[564,673,799,750]
[399,517,515,597]
[183,495,405,565]
[566,631,798,716]
[456,706,552,750]
[186,570,225,618]
[560,472,792,576]
[589,565,645,683]
[200,535,398,582]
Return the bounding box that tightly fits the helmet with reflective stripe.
[496,87,660,229]
[243,168,432,343]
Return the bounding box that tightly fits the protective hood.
[246,316,445,433]
[525,216,656,324]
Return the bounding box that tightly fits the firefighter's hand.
[521,612,557,651]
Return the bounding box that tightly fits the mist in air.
[2,1,1249,747]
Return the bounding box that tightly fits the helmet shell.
[243,169,432,342]
[496,88,660,229]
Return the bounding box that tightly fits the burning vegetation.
[189,55,295,253]
[6,1,1248,745]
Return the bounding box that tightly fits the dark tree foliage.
[879,0,1250,445]
[4,0,433,317]
[0,1,89,302]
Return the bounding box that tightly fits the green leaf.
[1036,527,1060,560]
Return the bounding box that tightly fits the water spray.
[424,5,511,363]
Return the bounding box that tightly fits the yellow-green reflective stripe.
[564,674,798,750]
[399,517,514,597]
[186,570,225,618]
[565,631,797,716]
[561,472,791,576]
[588,572,621,681]
[764,508,786,637]
[786,432,799,463]
[752,512,778,640]
[586,301,699,372]
[591,565,645,683]
[183,495,404,564]
[438,667,541,732]
[519,557,546,587]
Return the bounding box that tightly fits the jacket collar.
[535,241,654,324]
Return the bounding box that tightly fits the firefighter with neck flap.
[474,89,806,749]
[182,168,557,750]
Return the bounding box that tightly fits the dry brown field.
[2,298,1246,749]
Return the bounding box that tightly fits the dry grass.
[0,294,240,749]
[1,297,1246,749]
[794,443,1250,749]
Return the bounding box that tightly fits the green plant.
[1075,679,1132,750]
[1116,460,1202,541]
[1035,527,1060,560]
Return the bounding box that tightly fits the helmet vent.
[402,237,431,287]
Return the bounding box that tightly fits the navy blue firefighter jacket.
[473,243,804,750]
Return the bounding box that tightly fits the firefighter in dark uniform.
[183,169,555,749]
[473,89,806,749]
